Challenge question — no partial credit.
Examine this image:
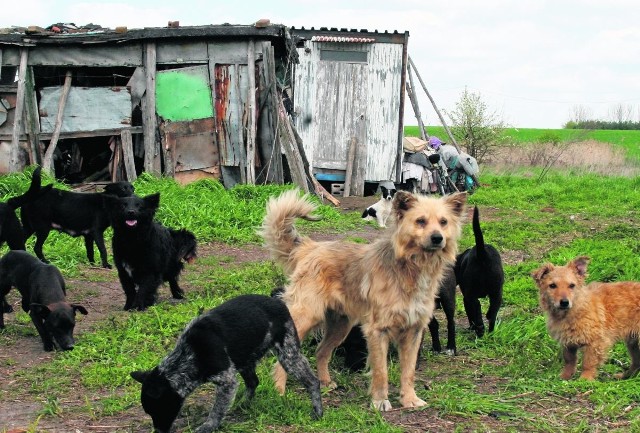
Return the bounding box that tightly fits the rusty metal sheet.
[162,118,219,172]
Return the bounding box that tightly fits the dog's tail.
[472,205,487,258]
[7,166,49,209]
[259,189,320,271]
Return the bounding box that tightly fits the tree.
[608,103,634,124]
[444,88,507,163]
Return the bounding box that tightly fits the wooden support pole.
[259,41,283,184]
[246,39,257,184]
[10,48,29,172]
[143,42,161,175]
[277,98,308,193]
[408,56,461,153]
[120,129,137,182]
[343,137,357,198]
[235,62,247,184]
[24,66,42,165]
[42,70,72,174]
[406,66,428,140]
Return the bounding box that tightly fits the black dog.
[0,250,88,351]
[426,268,457,355]
[19,167,135,268]
[0,173,54,251]
[104,192,197,311]
[455,206,504,337]
[131,294,323,433]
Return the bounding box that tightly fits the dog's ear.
[380,185,388,195]
[443,192,467,218]
[131,370,150,384]
[393,191,417,220]
[144,193,161,211]
[71,304,89,316]
[531,263,554,285]
[568,256,589,278]
[30,303,51,318]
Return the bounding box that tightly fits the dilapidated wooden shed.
[290,27,409,196]
[0,23,408,197]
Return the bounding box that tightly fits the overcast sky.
[3,0,639,128]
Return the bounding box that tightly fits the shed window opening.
[320,50,368,63]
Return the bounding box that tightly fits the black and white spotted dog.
[131,294,323,433]
[361,185,397,228]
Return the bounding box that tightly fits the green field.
[405,126,640,161]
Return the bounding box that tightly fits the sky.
[2,0,639,129]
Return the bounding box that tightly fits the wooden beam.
[24,66,42,165]
[42,70,72,174]
[406,66,427,140]
[143,42,161,175]
[395,33,409,183]
[10,48,28,172]
[120,129,137,182]
[343,137,357,198]
[234,62,247,184]
[408,56,461,153]
[246,39,257,184]
[261,42,283,183]
[349,114,366,197]
[277,98,308,193]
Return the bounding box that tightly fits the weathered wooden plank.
[143,42,161,175]
[258,42,283,184]
[343,137,357,198]
[39,86,132,133]
[10,48,28,172]
[38,126,142,140]
[120,129,137,182]
[277,98,308,193]
[246,39,256,184]
[42,70,72,173]
[234,63,246,183]
[27,44,144,66]
[350,114,367,196]
[24,66,42,165]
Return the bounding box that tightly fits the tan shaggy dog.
[533,256,640,381]
[261,189,466,411]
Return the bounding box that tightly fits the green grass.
[3,163,640,431]
[405,125,640,162]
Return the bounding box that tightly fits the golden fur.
[261,189,467,411]
[533,256,640,380]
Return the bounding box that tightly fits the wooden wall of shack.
[0,25,294,188]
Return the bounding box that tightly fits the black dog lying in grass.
[0,250,87,351]
[131,294,323,433]
[19,166,135,268]
[455,206,504,337]
[104,192,197,310]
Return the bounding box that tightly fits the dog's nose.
[430,233,443,245]
[559,299,570,309]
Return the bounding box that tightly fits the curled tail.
[7,167,49,209]
[472,205,487,260]
[259,189,320,271]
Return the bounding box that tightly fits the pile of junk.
[400,136,479,195]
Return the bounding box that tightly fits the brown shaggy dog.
[533,256,640,380]
[261,189,466,411]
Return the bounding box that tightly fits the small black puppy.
[19,167,135,268]
[455,206,504,337]
[427,268,457,355]
[0,250,88,351]
[104,193,197,311]
[131,294,323,433]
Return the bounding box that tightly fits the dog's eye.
[549,283,557,289]
[569,283,575,289]
[440,218,448,226]
[416,217,426,227]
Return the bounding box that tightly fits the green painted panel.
[156,66,214,121]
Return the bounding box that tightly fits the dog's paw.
[443,348,456,356]
[372,399,393,411]
[400,396,427,408]
[102,263,112,269]
[320,380,338,391]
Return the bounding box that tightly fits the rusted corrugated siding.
[293,41,403,182]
